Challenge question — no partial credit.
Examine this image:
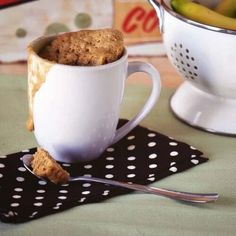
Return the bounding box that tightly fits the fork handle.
[70,176,219,203]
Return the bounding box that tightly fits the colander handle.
[149,0,164,33]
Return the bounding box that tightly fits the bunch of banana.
[170,0,236,30]
[215,0,236,18]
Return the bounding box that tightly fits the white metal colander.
[150,0,236,135]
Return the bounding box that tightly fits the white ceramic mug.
[27,34,161,163]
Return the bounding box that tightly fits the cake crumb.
[31,148,70,184]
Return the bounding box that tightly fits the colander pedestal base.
[170,81,236,136]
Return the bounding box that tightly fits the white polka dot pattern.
[84,164,93,169]
[148,133,156,137]
[127,156,136,161]
[149,164,157,169]
[170,151,178,157]
[127,135,135,140]
[149,154,157,159]
[148,142,156,147]
[0,119,207,223]
[38,180,47,185]
[82,191,90,195]
[102,190,110,196]
[106,165,114,169]
[169,142,178,146]
[14,188,23,192]
[18,167,26,172]
[12,195,21,199]
[16,177,25,182]
[169,166,178,172]
[127,174,136,178]
[34,203,43,207]
[35,196,44,200]
[82,183,91,188]
[58,196,67,200]
[127,165,136,170]
[106,147,114,152]
[127,145,135,150]
[105,174,114,179]
[191,159,199,165]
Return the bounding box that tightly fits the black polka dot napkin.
[0,120,208,223]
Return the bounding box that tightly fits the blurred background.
[0,0,166,63]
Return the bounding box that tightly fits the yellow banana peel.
[171,0,236,30]
[214,0,236,18]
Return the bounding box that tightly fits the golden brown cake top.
[39,29,124,66]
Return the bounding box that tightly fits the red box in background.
[0,0,37,10]
[113,0,162,44]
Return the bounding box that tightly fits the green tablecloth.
[0,74,235,235]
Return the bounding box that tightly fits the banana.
[171,0,236,30]
[214,0,236,18]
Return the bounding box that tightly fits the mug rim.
[161,0,236,35]
[28,33,128,70]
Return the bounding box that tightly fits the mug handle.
[111,61,161,145]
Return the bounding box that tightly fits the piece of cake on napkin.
[31,148,70,184]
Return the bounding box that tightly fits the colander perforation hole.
[170,43,199,81]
